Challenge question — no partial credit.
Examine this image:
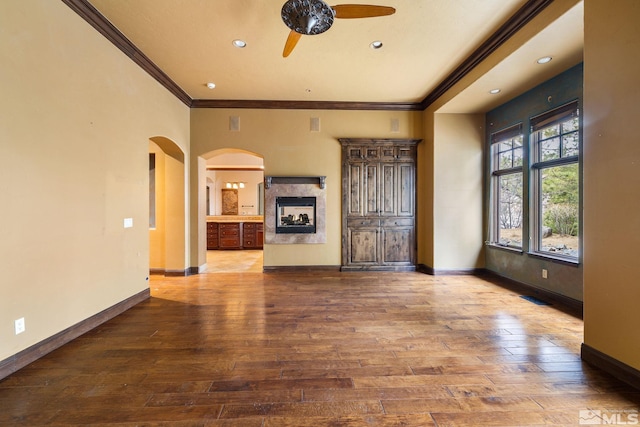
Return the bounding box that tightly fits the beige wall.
[0,1,190,361]
[433,113,485,271]
[190,109,423,268]
[417,110,435,267]
[418,112,485,271]
[583,0,640,370]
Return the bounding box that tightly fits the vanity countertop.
[207,215,263,223]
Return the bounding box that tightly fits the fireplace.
[264,176,326,244]
[276,197,316,234]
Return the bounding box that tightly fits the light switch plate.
[124,218,133,228]
[15,318,25,335]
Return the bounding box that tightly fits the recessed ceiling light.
[232,39,247,48]
[537,56,552,64]
[489,88,501,94]
[206,82,216,89]
[370,41,383,49]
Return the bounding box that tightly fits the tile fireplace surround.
[264,176,326,244]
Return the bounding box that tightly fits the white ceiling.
[85,0,583,112]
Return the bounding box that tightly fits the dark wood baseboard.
[581,343,640,391]
[150,268,196,277]
[0,288,150,381]
[417,264,482,276]
[480,269,583,317]
[263,265,341,273]
[340,266,416,272]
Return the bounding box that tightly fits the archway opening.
[149,136,187,275]
[201,148,264,273]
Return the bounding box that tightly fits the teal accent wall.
[485,63,583,302]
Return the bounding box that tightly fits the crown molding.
[64,0,553,112]
[419,0,555,109]
[62,0,192,107]
[191,99,422,111]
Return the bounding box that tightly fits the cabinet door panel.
[381,228,414,264]
[364,164,379,216]
[255,223,264,248]
[348,228,378,264]
[347,163,363,216]
[380,163,396,216]
[398,163,415,216]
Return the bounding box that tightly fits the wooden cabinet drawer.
[348,218,380,227]
[219,223,240,231]
[219,238,240,248]
[381,218,414,227]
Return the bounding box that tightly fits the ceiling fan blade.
[332,4,396,19]
[283,30,302,57]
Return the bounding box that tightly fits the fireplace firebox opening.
[276,197,316,234]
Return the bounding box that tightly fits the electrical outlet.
[542,269,548,279]
[14,317,25,335]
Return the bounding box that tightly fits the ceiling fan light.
[282,0,334,35]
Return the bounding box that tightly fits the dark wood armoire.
[339,138,421,271]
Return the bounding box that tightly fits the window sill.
[528,251,580,266]
[486,243,524,254]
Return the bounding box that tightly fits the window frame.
[530,101,580,262]
[490,123,524,250]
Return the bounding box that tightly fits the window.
[490,124,524,248]
[531,102,580,259]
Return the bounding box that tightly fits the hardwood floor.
[1,271,638,426]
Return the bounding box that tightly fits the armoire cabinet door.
[381,227,414,265]
[340,138,421,271]
[347,227,379,265]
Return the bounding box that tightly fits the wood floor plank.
[0,269,638,426]
[219,400,384,418]
[264,414,437,426]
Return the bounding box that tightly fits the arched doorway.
[200,148,264,272]
[149,137,187,275]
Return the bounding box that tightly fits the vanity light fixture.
[206,82,216,89]
[232,39,247,48]
[489,88,501,94]
[225,182,245,189]
[536,56,552,64]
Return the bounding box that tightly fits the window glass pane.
[499,141,512,153]
[542,124,559,138]
[498,150,513,169]
[562,117,579,133]
[494,135,523,171]
[513,147,523,167]
[498,173,523,247]
[563,131,579,157]
[540,163,579,257]
[541,137,560,161]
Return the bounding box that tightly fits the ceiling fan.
[281,0,396,57]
